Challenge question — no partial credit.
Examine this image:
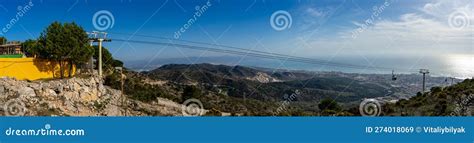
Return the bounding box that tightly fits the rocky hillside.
[383,79,473,116]
[0,76,200,116]
[145,63,289,84]
[141,64,396,103]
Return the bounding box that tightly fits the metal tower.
[419,69,430,93]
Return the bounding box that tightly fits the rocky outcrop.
[246,72,281,83]
[0,76,197,116]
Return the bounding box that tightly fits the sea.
[124,55,473,79]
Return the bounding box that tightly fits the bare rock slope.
[0,76,188,116]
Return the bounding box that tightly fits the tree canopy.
[0,37,6,45]
[318,98,342,112]
[28,21,93,78]
[21,39,41,57]
[93,45,123,72]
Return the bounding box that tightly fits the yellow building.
[0,42,75,80]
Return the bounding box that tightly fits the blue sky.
[0,0,472,77]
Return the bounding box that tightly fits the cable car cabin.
[0,41,23,58]
[391,70,397,81]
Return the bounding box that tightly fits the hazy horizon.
[124,54,472,79]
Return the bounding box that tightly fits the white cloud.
[294,4,339,33]
[306,8,325,17]
[421,1,443,16]
[297,0,473,58]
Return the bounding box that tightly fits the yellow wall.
[0,58,75,80]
